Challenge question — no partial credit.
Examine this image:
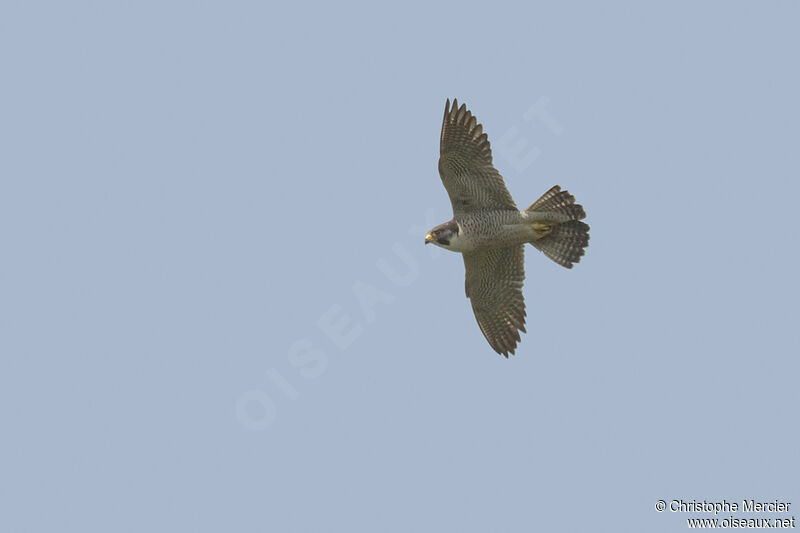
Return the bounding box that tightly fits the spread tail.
[525,185,590,269]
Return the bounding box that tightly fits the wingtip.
[444,98,468,120]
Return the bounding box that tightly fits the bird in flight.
[426,99,589,357]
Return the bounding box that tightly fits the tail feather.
[527,185,590,268]
[525,185,585,223]
[526,185,563,211]
[532,220,590,268]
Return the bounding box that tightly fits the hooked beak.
[425,233,433,245]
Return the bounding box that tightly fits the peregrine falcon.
[426,98,589,357]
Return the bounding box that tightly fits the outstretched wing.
[438,98,517,215]
[463,245,527,357]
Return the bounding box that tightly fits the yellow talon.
[531,222,552,234]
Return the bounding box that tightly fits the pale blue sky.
[1,1,798,532]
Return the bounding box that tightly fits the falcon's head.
[425,220,459,249]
